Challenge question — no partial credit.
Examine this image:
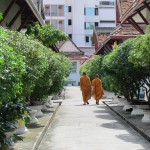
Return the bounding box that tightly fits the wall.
[43,0,65,5]
[72,0,85,47]
[99,0,116,28]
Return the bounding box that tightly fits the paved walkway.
[38,86,150,150]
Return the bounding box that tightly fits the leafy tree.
[80,55,104,80]
[30,52,72,100]
[102,46,121,93]
[128,27,150,103]
[102,38,147,101]
[26,22,68,48]
[0,28,49,102]
[26,22,71,100]
[128,33,150,68]
[0,27,26,103]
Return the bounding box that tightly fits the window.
[45,5,50,9]
[45,5,50,16]
[84,22,94,30]
[100,20,115,23]
[59,20,63,24]
[58,5,63,9]
[85,36,89,43]
[68,6,72,12]
[51,5,57,16]
[71,62,77,73]
[84,8,95,16]
[100,1,114,6]
[95,22,98,27]
[51,20,58,27]
[50,5,64,16]
[68,34,72,39]
[95,8,98,15]
[68,19,72,25]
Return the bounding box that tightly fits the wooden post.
[137,10,149,25]
[128,18,145,34]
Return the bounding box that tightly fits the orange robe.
[92,78,104,101]
[80,76,91,102]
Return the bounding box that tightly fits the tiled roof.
[120,0,135,16]
[117,0,135,16]
[111,25,141,36]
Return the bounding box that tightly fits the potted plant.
[0,102,30,149]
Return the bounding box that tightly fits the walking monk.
[80,72,91,105]
[92,74,104,105]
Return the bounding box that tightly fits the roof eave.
[25,0,45,25]
[120,0,145,23]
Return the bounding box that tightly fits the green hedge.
[0,26,71,148]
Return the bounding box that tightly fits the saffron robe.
[80,75,91,102]
[92,78,104,101]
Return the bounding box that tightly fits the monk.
[80,72,91,105]
[92,74,104,105]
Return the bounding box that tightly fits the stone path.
[38,86,150,150]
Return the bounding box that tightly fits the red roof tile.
[117,0,135,18]
[111,25,141,36]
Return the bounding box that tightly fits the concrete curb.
[103,102,150,143]
[32,102,61,150]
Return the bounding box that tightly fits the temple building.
[0,0,44,31]
[94,0,150,55]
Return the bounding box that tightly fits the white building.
[43,0,116,85]
[58,39,88,85]
[43,0,116,48]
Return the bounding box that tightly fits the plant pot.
[5,129,16,149]
[52,94,59,100]
[131,105,149,116]
[28,109,38,124]
[29,106,44,118]
[15,119,28,135]
[32,100,45,106]
[41,104,52,113]
[141,110,150,123]
[117,98,127,106]
[123,103,133,111]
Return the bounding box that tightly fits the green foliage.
[102,38,149,101]
[0,28,26,103]
[80,56,104,80]
[0,22,71,148]
[30,53,72,100]
[25,23,71,100]
[128,33,150,68]
[128,32,150,102]
[146,25,150,34]
[0,12,3,21]
[0,102,30,149]
[0,27,49,101]
[26,22,68,47]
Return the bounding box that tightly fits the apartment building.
[43,0,116,47]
